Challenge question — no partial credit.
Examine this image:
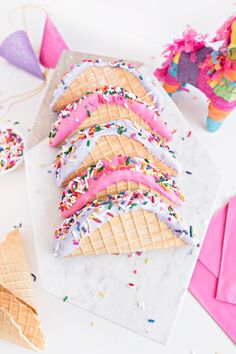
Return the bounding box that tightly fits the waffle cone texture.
[71,208,185,256]
[61,134,177,187]
[55,103,156,147]
[53,66,155,112]
[0,229,45,350]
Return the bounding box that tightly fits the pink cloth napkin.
[189,195,236,344]
[217,196,236,304]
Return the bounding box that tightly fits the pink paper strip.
[189,197,236,343]
[190,260,236,344]
[216,195,236,304]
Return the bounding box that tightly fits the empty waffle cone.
[0,229,36,313]
[0,230,46,350]
[71,208,185,257]
[53,65,157,112]
[0,308,41,351]
[0,285,45,351]
[61,134,177,187]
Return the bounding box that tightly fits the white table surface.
[0,0,236,353]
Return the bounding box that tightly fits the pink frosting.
[61,160,184,218]
[50,92,172,147]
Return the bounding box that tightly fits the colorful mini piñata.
[155,14,236,132]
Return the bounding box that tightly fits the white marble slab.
[25,65,221,345]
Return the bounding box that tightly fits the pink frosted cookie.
[53,119,182,187]
[49,86,172,147]
[60,155,185,218]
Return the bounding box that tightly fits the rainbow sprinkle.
[60,156,185,212]
[31,273,37,282]
[53,120,178,183]
[53,190,196,258]
[49,85,161,140]
[128,282,135,288]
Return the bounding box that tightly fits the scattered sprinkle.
[97,165,104,173]
[126,156,131,165]
[186,170,192,175]
[31,273,37,282]
[133,269,138,274]
[14,222,22,228]
[187,130,192,138]
[171,129,177,135]
[117,125,126,135]
[92,217,102,224]
[63,296,68,302]
[136,251,143,256]
[90,320,96,327]
[144,257,150,265]
[128,282,135,288]
[147,319,155,323]
[190,225,193,237]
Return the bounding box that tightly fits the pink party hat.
[39,16,68,68]
[0,30,45,80]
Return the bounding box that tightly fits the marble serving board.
[25,53,221,345]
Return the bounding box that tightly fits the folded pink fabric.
[190,260,236,343]
[189,195,236,344]
[217,196,236,304]
[198,202,227,276]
